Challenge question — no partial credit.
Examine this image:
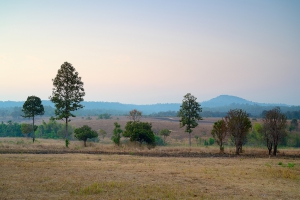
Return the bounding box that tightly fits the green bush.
[155,135,165,146]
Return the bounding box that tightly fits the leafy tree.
[225,109,252,155]
[20,123,37,138]
[74,125,98,147]
[263,107,287,156]
[178,93,203,146]
[128,109,142,122]
[22,96,45,142]
[211,119,227,152]
[50,62,85,141]
[289,119,298,131]
[159,129,171,144]
[123,121,155,146]
[111,122,122,146]
[99,129,107,139]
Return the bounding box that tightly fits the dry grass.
[0,153,299,199]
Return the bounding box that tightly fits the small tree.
[159,129,171,144]
[111,122,122,146]
[211,119,227,152]
[20,123,33,138]
[289,119,298,131]
[50,62,85,145]
[22,96,45,143]
[74,125,98,147]
[123,121,155,146]
[263,107,287,156]
[99,129,107,139]
[128,109,142,122]
[178,93,202,146]
[225,109,252,155]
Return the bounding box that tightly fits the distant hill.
[0,95,298,117]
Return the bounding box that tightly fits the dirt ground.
[0,153,299,200]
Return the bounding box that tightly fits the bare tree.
[128,109,142,122]
[263,107,287,156]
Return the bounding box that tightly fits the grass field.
[0,153,299,199]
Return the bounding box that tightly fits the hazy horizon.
[1,0,299,105]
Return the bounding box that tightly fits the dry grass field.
[0,153,299,199]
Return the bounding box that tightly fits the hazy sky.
[1,0,299,105]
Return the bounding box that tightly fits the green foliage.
[123,121,155,146]
[211,119,227,151]
[0,121,23,137]
[154,135,165,146]
[159,129,171,144]
[50,62,85,139]
[35,119,73,139]
[20,123,37,138]
[74,125,98,147]
[22,96,44,142]
[111,122,122,146]
[225,109,252,155]
[178,93,202,146]
[246,123,264,147]
[289,119,298,131]
[65,139,70,148]
[98,113,111,119]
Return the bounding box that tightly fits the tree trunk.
[84,140,87,147]
[235,145,239,155]
[239,145,243,153]
[32,115,35,143]
[189,133,191,146]
[273,145,278,156]
[65,118,68,139]
[268,143,272,155]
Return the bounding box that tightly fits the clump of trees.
[74,125,98,147]
[50,62,85,146]
[111,122,122,146]
[98,113,111,119]
[123,121,155,146]
[178,93,202,146]
[159,129,171,144]
[35,119,74,139]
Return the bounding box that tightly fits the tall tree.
[178,93,202,146]
[225,109,251,155]
[128,109,142,122]
[211,119,227,152]
[263,107,287,156]
[49,62,85,140]
[22,96,44,142]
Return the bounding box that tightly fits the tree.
[20,123,33,138]
[74,125,98,147]
[22,96,45,142]
[263,107,287,156]
[111,122,122,146]
[49,62,85,141]
[159,129,171,144]
[225,109,252,155]
[289,119,298,131]
[178,93,202,146]
[257,124,273,155]
[123,121,155,146]
[211,119,227,152]
[128,109,142,122]
[99,129,107,139]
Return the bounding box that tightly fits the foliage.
[211,119,227,152]
[289,119,298,131]
[262,107,287,156]
[65,139,70,148]
[35,119,73,139]
[0,121,23,137]
[128,109,142,122]
[159,129,171,144]
[22,96,44,142]
[74,125,98,147]
[98,113,111,119]
[99,129,107,139]
[178,93,203,146]
[225,109,252,155]
[154,135,165,146]
[49,62,85,139]
[20,123,37,137]
[246,123,264,147]
[111,122,122,146]
[123,121,155,146]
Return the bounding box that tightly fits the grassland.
[1,153,299,199]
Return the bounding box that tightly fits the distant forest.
[0,100,300,120]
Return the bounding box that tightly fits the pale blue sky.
[0,0,299,105]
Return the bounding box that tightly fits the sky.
[0,0,299,105]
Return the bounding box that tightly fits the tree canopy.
[74,125,98,147]
[50,62,85,139]
[178,93,202,146]
[211,119,227,152]
[22,96,44,142]
[123,121,155,146]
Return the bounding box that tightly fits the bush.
[123,121,155,146]
[155,135,165,146]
